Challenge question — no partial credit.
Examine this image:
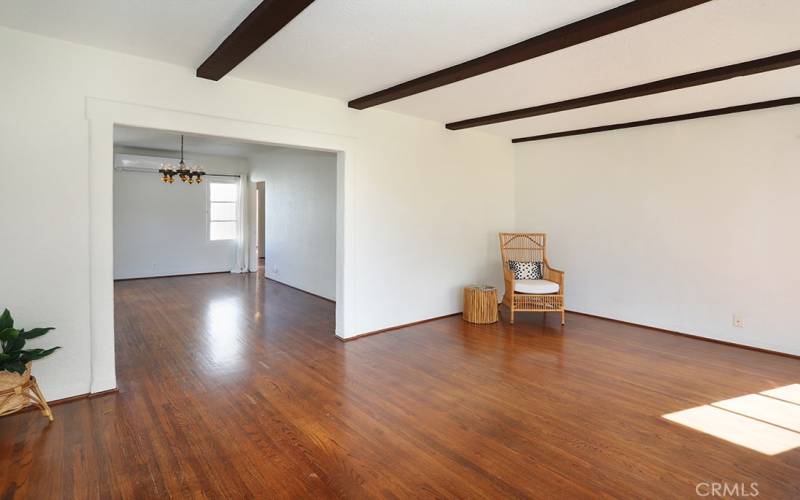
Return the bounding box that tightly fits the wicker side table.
[463,285,498,324]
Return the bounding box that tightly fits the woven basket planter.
[0,363,53,421]
[0,362,32,415]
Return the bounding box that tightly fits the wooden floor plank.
[0,271,798,498]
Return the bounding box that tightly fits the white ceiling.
[2,0,798,140]
[113,126,320,159]
[0,0,261,68]
[232,0,628,101]
[391,1,800,126]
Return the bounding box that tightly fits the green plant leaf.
[0,309,12,331]
[20,327,55,340]
[0,311,59,370]
[20,346,60,361]
[0,328,20,342]
[2,361,27,375]
[6,337,25,353]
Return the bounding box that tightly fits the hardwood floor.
[1,271,798,498]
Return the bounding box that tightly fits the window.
[209,181,238,240]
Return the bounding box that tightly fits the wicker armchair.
[499,233,565,325]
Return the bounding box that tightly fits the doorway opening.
[87,97,356,393]
[110,125,339,380]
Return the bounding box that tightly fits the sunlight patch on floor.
[663,384,800,455]
[714,393,800,432]
[761,383,800,404]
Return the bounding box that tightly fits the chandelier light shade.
[158,135,205,184]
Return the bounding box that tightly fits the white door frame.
[86,97,357,393]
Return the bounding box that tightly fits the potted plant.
[0,308,59,419]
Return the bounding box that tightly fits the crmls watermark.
[696,482,759,497]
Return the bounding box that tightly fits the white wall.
[515,105,800,356]
[250,149,337,300]
[113,147,249,279]
[0,26,514,400]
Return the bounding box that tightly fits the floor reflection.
[204,296,244,369]
[455,312,567,372]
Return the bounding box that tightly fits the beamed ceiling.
[1,0,798,141]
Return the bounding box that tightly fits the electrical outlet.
[273,265,278,274]
[733,315,744,328]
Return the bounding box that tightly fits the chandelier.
[158,135,206,184]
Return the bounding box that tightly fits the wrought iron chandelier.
[158,135,206,184]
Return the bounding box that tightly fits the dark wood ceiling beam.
[348,0,711,110]
[448,50,800,130]
[511,97,800,143]
[197,0,316,81]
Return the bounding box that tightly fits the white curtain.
[231,175,250,273]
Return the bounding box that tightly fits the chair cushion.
[514,279,559,294]
[508,260,543,280]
